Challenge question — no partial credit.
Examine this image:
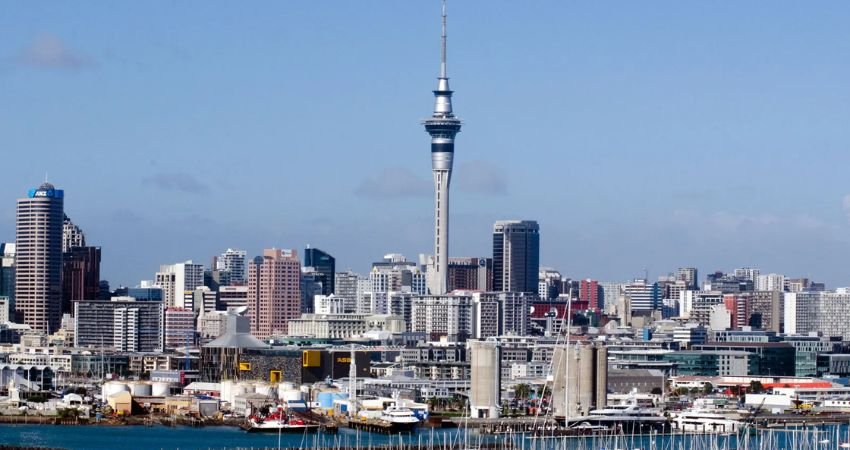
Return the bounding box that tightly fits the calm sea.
[0,423,848,450]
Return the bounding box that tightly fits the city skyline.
[3,2,850,286]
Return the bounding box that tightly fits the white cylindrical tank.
[101,381,129,399]
[130,382,153,397]
[152,382,172,397]
[221,380,234,405]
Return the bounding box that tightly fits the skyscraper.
[0,243,15,316]
[304,247,335,295]
[247,249,301,338]
[62,246,101,313]
[60,214,101,314]
[424,2,462,295]
[492,220,540,293]
[15,183,64,332]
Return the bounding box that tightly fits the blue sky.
[2,1,850,287]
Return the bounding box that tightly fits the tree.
[749,381,765,394]
[702,383,714,395]
[514,384,531,400]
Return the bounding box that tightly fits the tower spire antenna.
[440,0,447,79]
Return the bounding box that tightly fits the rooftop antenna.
[440,0,447,78]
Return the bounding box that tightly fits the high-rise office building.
[492,220,540,293]
[15,183,64,332]
[424,3,462,295]
[304,247,335,295]
[0,243,15,316]
[62,246,101,313]
[624,279,661,313]
[447,257,493,292]
[247,249,301,338]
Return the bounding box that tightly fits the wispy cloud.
[456,160,508,195]
[354,167,431,200]
[142,173,210,195]
[16,34,92,69]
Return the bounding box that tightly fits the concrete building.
[624,279,660,313]
[334,271,360,314]
[286,313,406,339]
[538,268,562,301]
[680,290,724,325]
[247,249,301,338]
[15,182,64,332]
[411,294,473,342]
[677,267,699,289]
[74,299,164,352]
[156,261,204,308]
[164,307,196,349]
[749,291,782,332]
[314,294,346,315]
[214,248,247,286]
[493,220,540,294]
[471,294,500,339]
[468,340,500,418]
[785,291,850,339]
[579,279,603,312]
[756,273,786,292]
[62,214,85,253]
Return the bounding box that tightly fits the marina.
[4,423,850,450]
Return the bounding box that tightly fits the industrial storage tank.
[152,381,173,397]
[101,381,129,399]
[129,382,153,397]
[469,340,501,419]
[578,344,595,415]
[220,380,234,405]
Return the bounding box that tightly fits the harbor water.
[2,424,850,450]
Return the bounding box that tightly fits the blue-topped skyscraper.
[15,182,64,332]
[424,0,462,295]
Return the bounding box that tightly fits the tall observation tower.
[424,0,462,295]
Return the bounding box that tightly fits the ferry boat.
[244,407,320,433]
[379,404,420,431]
